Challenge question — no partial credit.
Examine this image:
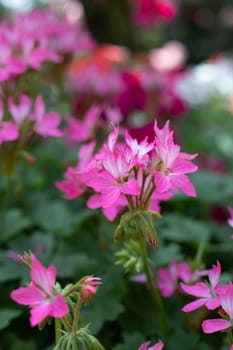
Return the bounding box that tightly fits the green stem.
[226,328,233,346]
[1,174,12,237]
[125,194,134,212]
[72,294,82,333]
[139,239,169,336]
[62,316,72,332]
[55,318,62,344]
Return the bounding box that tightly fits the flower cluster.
[0,8,94,83]
[67,44,188,124]
[57,120,198,223]
[181,260,233,348]
[131,258,207,297]
[0,94,62,175]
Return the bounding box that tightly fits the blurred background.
[1,0,233,62]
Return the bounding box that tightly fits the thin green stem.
[55,318,62,344]
[125,194,134,212]
[226,328,233,346]
[62,316,72,332]
[139,239,169,336]
[1,174,12,237]
[72,294,82,333]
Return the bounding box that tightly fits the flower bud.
[115,240,143,273]
[80,277,102,301]
[114,210,160,247]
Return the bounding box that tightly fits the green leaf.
[1,209,30,242]
[190,171,233,203]
[112,332,145,350]
[10,339,37,350]
[0,309,21,330]
[168,329,199,350]
[31,201,75,235]
[156,213,211,244]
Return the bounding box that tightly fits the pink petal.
[170,173,196,197]
[180,282,210,297]
[120,178,140,196]
[101,187,121,208]
[202,318,231,334]
[182,298,207,312]
[205,297,220,310]
[30,255,56,295]
[10,284,45,306]
[0,122,18,143]
[208,261,221,289]
[29,302,51,327]
[50,294,69,318]
[154,171,171,192]
[35,113,62,137]
[139,341,151,350]
[172,157,198,174]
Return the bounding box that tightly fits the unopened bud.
[20,150,36,164]
[81,277,102,301]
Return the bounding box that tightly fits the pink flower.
[80,276,102,300]
[56,167,85,199]
[85,145,140,208]
[132,0,177,27]
[31,96,62,138]
[65,105,101,143]
[156,258,205,298]
[139,339,164,350]
[125,130,154,166]
[202,282,233,334]
[0,100,19,143]
[0,38,26,81]
[8,94,32,126]
[10,255,68,327]
[56,142,96,200]
[153,120,198,197]
[181,261,222,312]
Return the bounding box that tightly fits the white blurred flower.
[175,59,233,106]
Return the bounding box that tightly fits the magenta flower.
[0,37,26,81]
[85,146,140,208]
[65,105,101,143]
[139,339,164,350]
[132,0,177,27]
[0,100,19,144]
[8,94,32,126]
[56,167,85,200]
[10,255,68,327]
[153,120,198,196]
[56,142,96,200]
[202,283,233,334]
[31,95,62,138]
[181,261,222,312]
